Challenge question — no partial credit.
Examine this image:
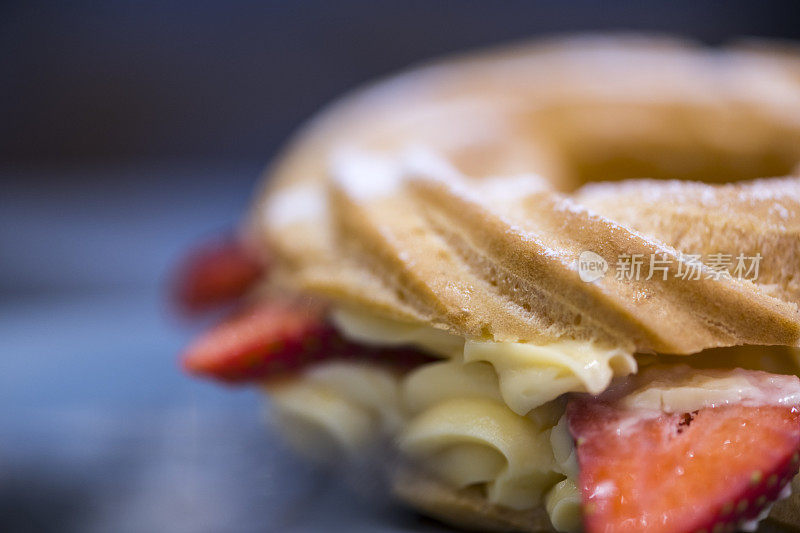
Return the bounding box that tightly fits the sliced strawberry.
[568,383,800,533]
[172,235,266,315]
[182,300,434,383]
[183,301,330,381]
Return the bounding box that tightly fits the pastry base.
[393,466,800,532]
[392,465,556,532]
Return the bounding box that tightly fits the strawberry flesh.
[182,300,434,382]
[173,236,266,315]
[568,385,800,533]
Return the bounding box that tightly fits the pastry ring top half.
[250,35,800,355]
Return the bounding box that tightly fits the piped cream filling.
[330,307,464,358]
[398,360,566,510]
[464,339,636,415]
[333,307,638,413]
[266,309,800,533]
[268,362,403,459]
[623,366,800,413]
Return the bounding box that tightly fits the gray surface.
[0,162,449,532]
[0,403,445,533]
[5,1,800,164]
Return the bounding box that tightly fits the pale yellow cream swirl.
[335,307,637,413]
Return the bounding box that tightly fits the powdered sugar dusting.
[330,147,404,201]
[265,185,326,228]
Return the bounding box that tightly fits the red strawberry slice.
[172,235,266,315]
[182,300,434,383]
[182,300,330,381]
[568,384,800,533]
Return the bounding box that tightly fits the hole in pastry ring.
[262,35,800,191]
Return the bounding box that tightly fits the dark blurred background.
[2,1,800,532]
[5,0,800,166]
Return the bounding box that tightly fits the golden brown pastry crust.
[251,35,800,354]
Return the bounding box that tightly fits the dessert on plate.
[174,36,800,532]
